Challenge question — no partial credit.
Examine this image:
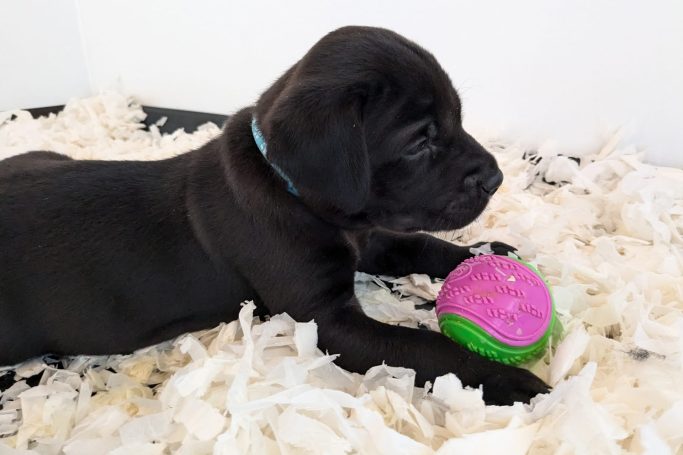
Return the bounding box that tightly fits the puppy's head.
[255,26,502,232]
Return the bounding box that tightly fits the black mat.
[25,105,228,134]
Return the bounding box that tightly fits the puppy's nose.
[481,170,504,195]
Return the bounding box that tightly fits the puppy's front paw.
[470,241,519,258]
[479,364,549,406]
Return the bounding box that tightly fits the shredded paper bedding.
[0,93,682,454]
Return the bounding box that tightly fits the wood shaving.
[1,93,682,454]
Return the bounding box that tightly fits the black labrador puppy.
[0,26,548,405]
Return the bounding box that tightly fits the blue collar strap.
[251,116,299,196]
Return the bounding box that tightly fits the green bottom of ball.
[438,312,557,366]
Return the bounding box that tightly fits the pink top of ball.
[436,255,553,346]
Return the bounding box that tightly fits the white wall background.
[1,0,682,167]
[0,1,90,109]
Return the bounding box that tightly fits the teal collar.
[251,116,299,196]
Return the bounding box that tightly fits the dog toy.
[436,254,556,365]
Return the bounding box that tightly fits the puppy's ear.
[265,87,370,214]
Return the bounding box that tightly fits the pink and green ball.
[436,254,557,366]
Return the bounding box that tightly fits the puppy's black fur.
[0,27,547,405]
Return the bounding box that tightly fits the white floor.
[0,93,682,454]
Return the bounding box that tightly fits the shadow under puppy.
[0,26,548,405]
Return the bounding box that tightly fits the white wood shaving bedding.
[0,93,681,454]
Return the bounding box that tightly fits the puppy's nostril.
[481,170,504,195]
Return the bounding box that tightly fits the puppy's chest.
[342,230,370,263]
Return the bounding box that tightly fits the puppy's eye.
[426,122,438,139]
[403,138,431,160]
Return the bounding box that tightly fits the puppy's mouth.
[370,203,487,234]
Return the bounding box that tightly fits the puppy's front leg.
[358,230,516,278]
[314,295,548,405]
[227,228,544,405]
